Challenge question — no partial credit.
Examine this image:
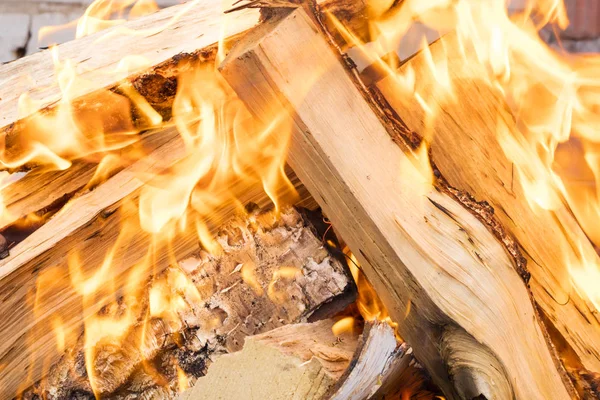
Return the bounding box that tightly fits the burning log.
[22,206,355,399]
[220,7,575,398]
[374,33,600,373]
[0,124,313,398]
[0,0,363,173]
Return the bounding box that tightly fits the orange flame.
[38,0,160,46]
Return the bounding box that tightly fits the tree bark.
[219,8,574,398]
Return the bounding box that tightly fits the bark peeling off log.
[22,207,355,400]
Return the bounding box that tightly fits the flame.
[267,266,302,304]
[345,248,397,326]
[176,365,189,392]
[14,0,600,396]
[328,0,600,313]
[332,316,356,336]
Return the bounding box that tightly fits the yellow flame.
[176,365,189,392]
[332,316,356,336]
[267,266,302,304]
[17,0,600,395]
[38,0,160,45]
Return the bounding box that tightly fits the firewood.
[374,33,600,374]
[21,207,355,399]
[0,1,364,395]
[0,125,312,399]
[0,130,178,233]
[0,1,259,155]
[179,319,413,400]
[220,7,574,399]
[327,322,411,400]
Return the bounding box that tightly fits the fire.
[330,246,399,337]
[9,0,600,396]
[12,1,295,395]
[328,0,600,313]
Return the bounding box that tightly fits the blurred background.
[0,0,184,62]
[0,0,599,63]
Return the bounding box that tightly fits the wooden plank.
[375,33,600,372]
[220,8,572,399]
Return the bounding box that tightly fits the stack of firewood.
[1,0,600,399]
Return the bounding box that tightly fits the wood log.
[327,321,411,400]
[220,8,574,399]
[0,0,259,144]
[375,33,600,373]
[22,206,355,399]
[0,0,364,172]
[0,1,363,394]
[0,123,315,398]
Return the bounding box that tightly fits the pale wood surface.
[0,130,173,231]
[220,8,572,399]
[0,1,259,129]
[329,321,408,400]
[376,33,600,372]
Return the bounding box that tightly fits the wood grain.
[0,125,311,398]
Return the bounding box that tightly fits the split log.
[0,0,259,140]
[22,206,355,399]
[374,33,600,373]
[0,130,178,234]
[0,124,313,399]
[179,319,417,400]
[220,8,574,399]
